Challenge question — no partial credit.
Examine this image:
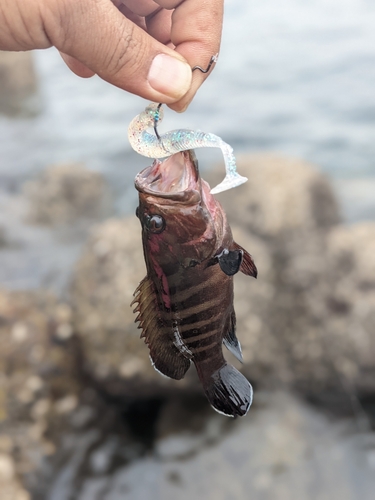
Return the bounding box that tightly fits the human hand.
[0,0,223,111]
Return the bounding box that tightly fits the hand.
[0,0,223,111]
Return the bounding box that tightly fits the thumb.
[48,0,192,103]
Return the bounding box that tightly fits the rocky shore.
[0,154,374,499]
[0,51,38,117]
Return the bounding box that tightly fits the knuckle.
[41,0,77,49]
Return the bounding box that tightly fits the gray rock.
[24,163,112,226]
[0,290,80,496]
[70,215,268,398]
[209,153,341,237]
[0,51,38,116]
[234,221,375,398]
[70,154,375,401]
[0,225,8,248]
[209,155,375,397]
[70,217,203,397]
[323,223,375,394]
[59,391,375,500]
[2,147,375,498]
[332,177,375,223]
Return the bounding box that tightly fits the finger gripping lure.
[128,103,248,194]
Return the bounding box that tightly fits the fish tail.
[197,363,253,417]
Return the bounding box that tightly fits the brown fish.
[132,150,257,417]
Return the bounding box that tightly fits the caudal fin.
[202,364,253,417]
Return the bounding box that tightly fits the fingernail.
[148,54,192,99]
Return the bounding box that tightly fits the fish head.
[135,150,225,267]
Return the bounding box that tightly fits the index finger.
[155,0,224,111]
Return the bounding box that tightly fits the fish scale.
[133,150,257,417]
[166,265,231,356]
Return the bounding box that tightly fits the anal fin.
[132,277,191,380]
[223,311,243,363]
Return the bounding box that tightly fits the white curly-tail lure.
[128,102,248,194]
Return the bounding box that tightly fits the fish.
[131,150,257,417]
[128,102,248,194]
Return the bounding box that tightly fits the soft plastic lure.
[128,103,248,194]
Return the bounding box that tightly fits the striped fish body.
[133,150,257,417]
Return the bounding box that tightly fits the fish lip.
[135,150,200,202]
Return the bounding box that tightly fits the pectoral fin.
[131,277,191,380]
[233,242,257,278]
[217,248,243,276]
[223,311,243,363]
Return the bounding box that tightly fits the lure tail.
[196,362,253,417]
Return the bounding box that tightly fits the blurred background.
[0,0,374,499]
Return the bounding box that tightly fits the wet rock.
[0,51,38,117]
[0,290,81,495]
[24,163,112,226]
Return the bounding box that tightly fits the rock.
[230,226,282,382]
[70,216,268,398]
[53,391,375,500]
[24,163,113,226]
[334,177,375,223]
[323,223,375,394]
[205,155,375,397]
[3,146,374,497]
[0,450,31,500]
[0,290,81,495]
[70,153,375,403]
[235,221,375,398]
[208,153,341,236]
[0,51,38,116]
[0,225,7,248]
[70,217,204,397]
[154,394,232,461]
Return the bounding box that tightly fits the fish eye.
[147,214,165,233]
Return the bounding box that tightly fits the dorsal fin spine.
[132,275,191,380]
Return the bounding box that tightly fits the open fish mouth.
[135,150,200,200]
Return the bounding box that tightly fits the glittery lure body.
[128,103,248,194]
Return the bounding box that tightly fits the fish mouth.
[135,150,200,201]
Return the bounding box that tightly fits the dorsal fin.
[233,242,257,278]
[131,277,191,380]
[223,310,243,363]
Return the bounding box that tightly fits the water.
[0,0,374,290]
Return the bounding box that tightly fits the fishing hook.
[153,54,219,140]
[191,53,219,74]
[153,102,163,141]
